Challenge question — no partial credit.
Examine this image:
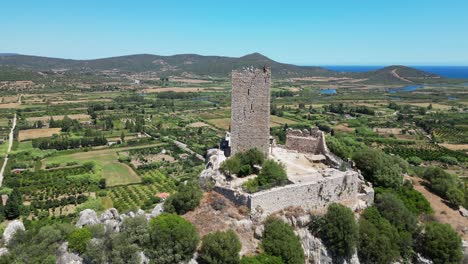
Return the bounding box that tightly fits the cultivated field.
[18,128,62,141]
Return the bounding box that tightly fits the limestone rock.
[296,214,312,227]
[254,225,264,239]
[103,219,120,232]
[139,251,150,264]
[150,203,164,218]
[3,220,25,244]
[0,248,8,257]
[459,207,468,218]
[415,253,433,264]
[136,209,145,216]
[56,242,84,264]
[76,209,99,227]
[235,219,253,231]
[99,208,120,222]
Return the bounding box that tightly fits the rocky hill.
[0,53,442,82]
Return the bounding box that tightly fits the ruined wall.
[214,170,368,214]
[285,128,327,155]
[230,68,271,155]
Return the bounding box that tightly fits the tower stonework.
[230,67,271,155]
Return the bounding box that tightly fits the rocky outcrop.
[3,220,25,244]
[199,149,227,189]
[0,247,8,257]
[56,242,83,264]
[76,209,99,227]
[459,207,468,218]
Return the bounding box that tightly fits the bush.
[68,228,92,254]
[422,167,465,206]
[421,222,463,264]
[147,213,199,264]
[220,148,265,177]
[198,230,241,264]
[164,182,202,215]
[375,193,417,233]
[240,254,283,264]
[358,207,400,264]
[376,182,433,215]
[407,156,423,166]
[438,155,458,165]
[320,203,358,259]
[353,148,403,188]
[262,218,304,264]
[257,160,288,188]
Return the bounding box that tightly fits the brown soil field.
[170,78,213,84]
[18,128,61,141]
[26,114,91,122]
[0,103,20,109]
[143,87,209,93]
[373,127,402,135]
[408,102,452,110]
[334,124,355,133]
[439,143,468,151]
[0,96,18,103]
[207,116,296,130]
[186,121,210,128]
[408,176,468,239]
[50,99,113,104]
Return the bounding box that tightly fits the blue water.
[322,66,468,79]
[448,96,458,100]
[320,89,337,95]
[388,85,424,94]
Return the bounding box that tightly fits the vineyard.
[383,143,468,162]
[432,126,468,144]
[109,170,176,211]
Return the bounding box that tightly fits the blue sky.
[2,0,468,65]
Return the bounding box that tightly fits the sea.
[322,66,468,79]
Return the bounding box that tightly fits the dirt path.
[391,69,413,83]
[0,113,17,186]
[408,176,468,239]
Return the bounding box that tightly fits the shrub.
[375,193,417,233]
[68,228,92,254]
[164,182,202,215]
[320,203,358,259]
[240,254,283,264]
[353,148,403,188]
[358,207,400,264]
[439,155,458,165]
[421,222,463,264]
[407,156,423,166]
[198,230,241,264]
[376,182,433,215]
[422,167,465,206]
[257,160,288,188]
[220,148,264,177]
[147,213,199,264]
[262,218,304,264]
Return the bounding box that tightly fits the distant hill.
[0,53,442,82]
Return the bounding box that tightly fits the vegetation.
[353,148,403,188]
[420,222,463,264]
[198,230,241,264]
[164,182,203,215]
[146,213,199,264]
[68,228,93,254]
[261,218,304,264]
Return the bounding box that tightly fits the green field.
[41,145,162,186]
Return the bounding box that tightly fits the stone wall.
[214,170,367,214]
[230,68,271,155]
[285,128,327,155]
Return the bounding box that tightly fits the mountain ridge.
[0,53,440,82]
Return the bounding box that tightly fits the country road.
[0,113,17,186]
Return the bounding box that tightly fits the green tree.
[4,188,22,220]
[375,193,417,233]
[257,160,288,188]
[421,222,463,264]
[68,228,93,254]
[146,213,199,264]
[358,207,400,264]
[353,148,402,188]
[320,203,358,259]
[198,230,241,264]
[164,182,202,215]
[240,254,283,264]
[262,218,304,264]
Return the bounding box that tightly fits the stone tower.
[230,67,271,155]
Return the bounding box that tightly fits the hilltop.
[0,53,442,83]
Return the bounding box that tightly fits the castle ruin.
[199,67,374,215]
[230,67,271,155]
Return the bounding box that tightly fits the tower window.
[251,104,253,110]
[247,89,250,95]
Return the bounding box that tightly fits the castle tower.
[230,67,271,155]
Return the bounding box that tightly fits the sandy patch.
[0,103,20,109]
[186,122,210,128]
[334,124,355,133]
[18,128,61,141]
[439,143,468,151]
[373,127,402,135]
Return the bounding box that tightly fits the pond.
[320,89,337,95]
[448,96,458,100]
[388,85,424,94]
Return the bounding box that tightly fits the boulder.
[76,209,99,227]
[0,248,8,257]
[234,219,253,231]
[296,214,312,227]
[459,207,468,218]
[56,242,83,264]
[103,219,120,232]
[139,251,150,264]
[254,225,264,239]
[3,220,25,244]
[150,203,164,218]
[136,209,145,216]
[99,208,120,222]
[415,253,433,264]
